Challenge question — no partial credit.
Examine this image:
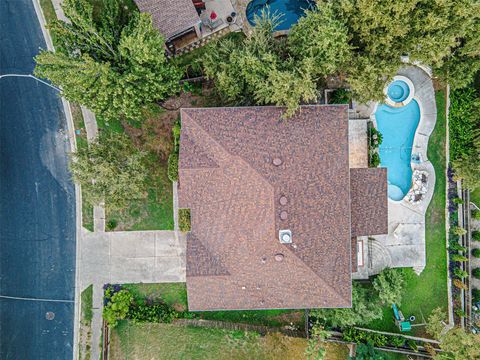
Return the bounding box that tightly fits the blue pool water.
[246,0,315,31]
[387,80,410,102]
[375,100,420,201]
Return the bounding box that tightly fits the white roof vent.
[279,229,292,244]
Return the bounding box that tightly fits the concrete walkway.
[79,230,186,360]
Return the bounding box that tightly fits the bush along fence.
[447,166,470,325]
[167,120,181,182]
[341,327,441,358]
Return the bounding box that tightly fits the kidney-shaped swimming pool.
[375,99,420,201]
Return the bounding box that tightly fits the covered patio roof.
[134,0,200,40]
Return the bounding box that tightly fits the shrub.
[473,249,480,258]
[452,226,467,236]
[406,339,418,352]
[453,267,468,279]
[103,289,134,328]
[473,288,480,302]
[449,241,466,252]
[178,208,191,232]
[369,152,380,167]
[389,336,405,348]
[172,120,181,152]
[451,254,468,262]
[453,278,467,290]
[455,308,466,318]
[373,268,405,305]
[473,268,480,279]
[329,88,350,104]
[473,231,480,241]
[472,209,480,220]
[452,197,464,204]
[107,219,118,231]
[129,302,177,323]
[167,152,179,182]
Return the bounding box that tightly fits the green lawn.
[96,114,174,231]
[123,283,304,327]
[81,284,93,324]
[110,321,348,360]
[366,90,449,335]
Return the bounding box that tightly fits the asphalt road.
[0,0,76,359]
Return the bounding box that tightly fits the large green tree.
[292,0,480,101]
[35,0,181,120]
[202,12,318,117]
[69,131,147,209]
[311,283,383,328]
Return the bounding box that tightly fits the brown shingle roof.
[350,168,388,237]
[179,105,356,311]
[134,0,199,40]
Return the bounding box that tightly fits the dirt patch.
[78,322,92,360]
[270,311,304,327]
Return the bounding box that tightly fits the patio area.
[353,65,437,279]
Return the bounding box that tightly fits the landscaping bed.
[121,283,305,328]
[364,90,448,335]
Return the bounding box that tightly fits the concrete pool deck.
[353,65,437,278]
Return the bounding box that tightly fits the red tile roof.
[134,0,199,40]
[178,106,387,311]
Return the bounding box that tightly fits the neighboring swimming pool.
[375,99,421,201]
[246,0,315,31]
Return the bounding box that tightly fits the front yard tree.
[372,268,405,305]
[69,131,147,210]
[35,0,181,120]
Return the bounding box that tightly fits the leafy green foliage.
[69,131,147,210]
[472,249,480,258]
[34,0,181,120]
[329,89,350,104]
[129,302,177,323]
[472,209,480,220]
[426,307,446,340]
[453,267,468,279]
[437,327,480,359]
[473,231,480,241]
[103,289,134,327]
[449,241,466,253]
[167,152,179,182]
[451,254,468,262]
[451,226,467,236]
[473,268,480,279]
[372,268,405,305]
[353,342,387,360]
[293,0,480,101]
[312,283,383,328]
[305,320,330,360]
[473,288,480,302]
[178,208,191,232]
[202,12,317,117]
[288,3,351,76]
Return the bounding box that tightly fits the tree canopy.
[69,131,147,210]
[290,0,480,101]
[202,11,319,117]
[372,268,405,306]
[311,282,383,328]
[35,0,181,120]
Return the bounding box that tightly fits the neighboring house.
[178,105,388,311]
[134,0,202,42]
[134,0,239,53]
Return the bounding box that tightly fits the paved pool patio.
[353,65,437,278]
